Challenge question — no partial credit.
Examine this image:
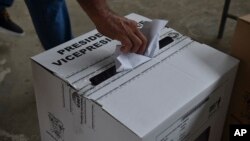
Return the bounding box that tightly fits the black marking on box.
[47,113,65,141]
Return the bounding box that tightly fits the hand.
[94,13,148,54]
[77,0,147,54]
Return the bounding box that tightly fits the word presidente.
[52,33,112,66]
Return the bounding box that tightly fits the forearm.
[77,0,112,24]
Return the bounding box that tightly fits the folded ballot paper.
[115,20,168,72]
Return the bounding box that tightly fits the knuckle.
[138,39,143,46]
[125,40,132,48]
[129,21,138,28]
[134,40,141,48]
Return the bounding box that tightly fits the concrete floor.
[0,0,249,140]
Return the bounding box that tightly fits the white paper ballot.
[114,20,168,72]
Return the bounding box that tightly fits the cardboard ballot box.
[31,14,239,141]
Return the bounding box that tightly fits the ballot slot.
[89,36,174,86]
[159,36,174,49]
[89,66,116,86]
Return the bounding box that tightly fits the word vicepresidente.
[52,33,112,66]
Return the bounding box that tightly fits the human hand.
[94,13,148,54]
[78,0,147,54]
[77,0,147,54]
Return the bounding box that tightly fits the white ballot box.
[31,13,239,141]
